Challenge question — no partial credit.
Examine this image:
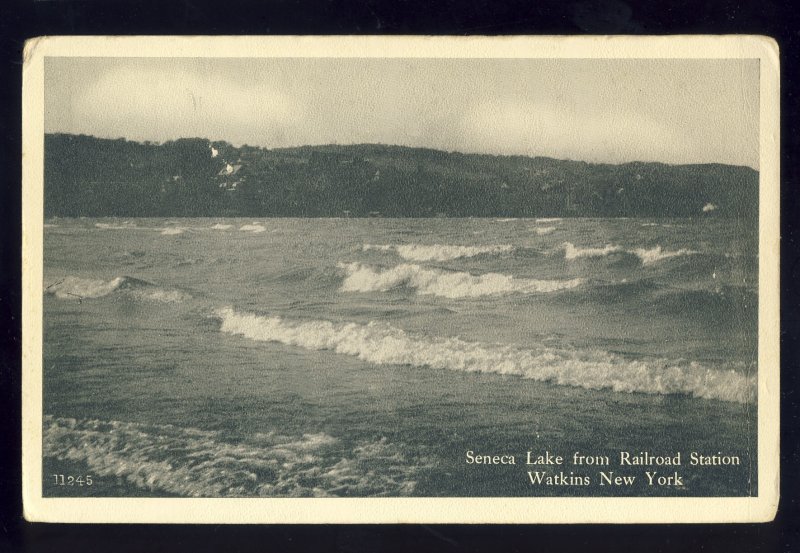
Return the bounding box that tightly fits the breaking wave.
[631,246,699,265]
[564,242,623,260]
[43,416,426,497]
[534,227,556,235]
[535,218,563,223]
[95,222,186,234]
[216,308,756,403]
[211,223,233,230]
[563,242,698,265]
[338,262,583,298]
[240,223,266,233]
[652,286,759,316]
[95,222,140,230]
[363,243,513,262]
[44,275,188,303]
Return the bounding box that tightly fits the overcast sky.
[45,57,759,168]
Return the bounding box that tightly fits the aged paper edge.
[21,35,780,524]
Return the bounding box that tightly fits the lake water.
[42,217,758,497]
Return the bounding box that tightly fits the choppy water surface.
[43,217,758,497]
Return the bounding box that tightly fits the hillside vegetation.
[44,133,758,219]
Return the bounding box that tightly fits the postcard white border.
[21,35,780,524]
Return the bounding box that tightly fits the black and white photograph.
[21,36,779,523]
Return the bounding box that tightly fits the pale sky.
[44,57,759,168]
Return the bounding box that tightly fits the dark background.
[1,0,798,551]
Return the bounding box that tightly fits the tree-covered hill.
[43,133,759,219]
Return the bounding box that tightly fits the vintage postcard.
[21,35,779,523]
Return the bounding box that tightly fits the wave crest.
[216,308,756,403]
[564,242,623,260]
[95,222,139,230]
[632,245,698,265]
[363,243,513,262]
[45,276,188,303]
[563,242,697,264]
[339,262,583,298]
[240,224,266,233]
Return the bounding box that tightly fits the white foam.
[216,308,756,404]
[563,242,623,260]
[160,227,184,235]
[563,242,697,264]
[45,276,126,299]
[363,243,513,262]
[95,222,170,232]
[535,218,563,223]
[495,218,518,222]
[45,276,187,303]
[240,223,266,233]
[95,222,138,230]
[338,262,583,298]
[632,246,698,265]
[44,416,425,497]
[534,227,556,235]
[211,223,233,230]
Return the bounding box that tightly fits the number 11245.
[52,474,93,486]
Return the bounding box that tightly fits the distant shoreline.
[44,133,759,220]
